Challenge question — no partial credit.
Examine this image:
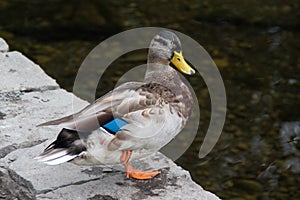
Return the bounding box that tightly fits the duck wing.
[37,82,145,132]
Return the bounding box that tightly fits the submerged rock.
[280,122,300,173]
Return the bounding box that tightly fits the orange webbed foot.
[126,164,160,180]
[121,150,160,180]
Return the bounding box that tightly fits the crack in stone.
[88,194,117,200]
[37,177,101,195]
[0,145,16,159]
[0,86,59,101]
[20,85,59,93]
[0,111,6,119]
[0,139,47,159]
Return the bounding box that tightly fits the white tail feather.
[35,149,69,161]
[43,154,78,165]
[35,148,80,165]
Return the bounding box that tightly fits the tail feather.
[35,128,87,165]
[35,148,72,162]
[43,155,78,165]
[35,149,78,165]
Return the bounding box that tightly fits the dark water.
[1,1,300,199]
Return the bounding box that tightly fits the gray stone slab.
[0,89,88,158]
[1,144,219,200]
[0,51,58,92]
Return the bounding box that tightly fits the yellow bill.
[170,51,195,75]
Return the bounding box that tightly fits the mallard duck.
[36,30,196,180]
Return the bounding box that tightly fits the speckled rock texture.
[0,38,220,200]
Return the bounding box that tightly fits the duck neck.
[145,61,183,94]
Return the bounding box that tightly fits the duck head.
[148,30,195,75]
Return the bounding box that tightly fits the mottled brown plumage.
[35,30,196,180]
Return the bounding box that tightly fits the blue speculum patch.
[102,118,128,135]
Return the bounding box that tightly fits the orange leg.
[120,150,160,180]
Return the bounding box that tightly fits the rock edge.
[0,37,220,200]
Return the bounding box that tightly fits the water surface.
[1,1,299,199]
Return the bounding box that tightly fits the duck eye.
[177,58,181,61]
